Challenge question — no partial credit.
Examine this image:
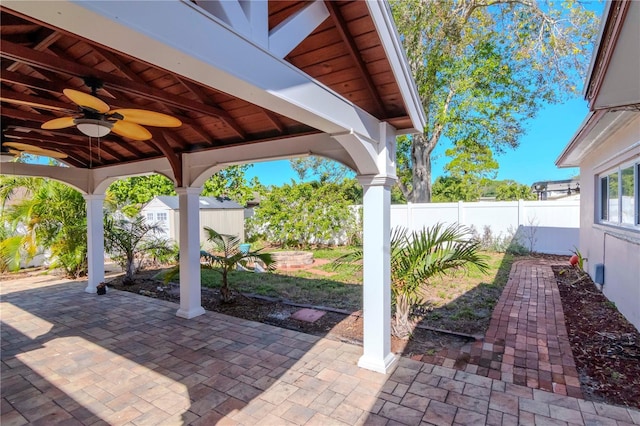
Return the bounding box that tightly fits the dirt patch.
[553,265,640,409]
[107,269,473,357]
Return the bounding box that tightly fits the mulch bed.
[107,262,640,409]
[553,265,640,408]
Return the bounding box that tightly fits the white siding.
[172,210,245,246]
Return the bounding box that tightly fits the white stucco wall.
[578,114,640,331]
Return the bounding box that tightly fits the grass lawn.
[188,248,515,333]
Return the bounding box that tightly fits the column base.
[176,306,206,319]
[85,285,97,294]
[358,352,398,374]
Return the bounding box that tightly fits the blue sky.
[245,97,587,187]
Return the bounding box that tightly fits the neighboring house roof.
[556,0,640,168]
[148,196,243,210]
[531,179,580,199]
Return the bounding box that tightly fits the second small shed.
[141,196,245,245]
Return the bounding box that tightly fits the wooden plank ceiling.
[0,1,412,170]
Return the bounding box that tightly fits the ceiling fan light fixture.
[74,118,113,138]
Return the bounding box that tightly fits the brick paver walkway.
[2,271,639,425]
[418,259,583,397]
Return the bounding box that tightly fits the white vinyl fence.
[390,200,580,255]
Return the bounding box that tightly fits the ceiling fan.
[40,78,182,141]
[2,141,68,159]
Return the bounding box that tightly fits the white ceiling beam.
[195,0,250,39]
[3,0,382,143]
[268,1,329,59]
[181,133,358,187]
[244,0,269,49]
[0,162,90,194]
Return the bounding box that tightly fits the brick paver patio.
[2,268,639,425]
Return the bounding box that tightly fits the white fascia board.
[4,0,381,142]
[582,1,613,99]
[269,1,329,59]
[555,110,635,167]
[367,1,426,134]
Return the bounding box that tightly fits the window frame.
[156,212,168,222]
[598,159,640,229]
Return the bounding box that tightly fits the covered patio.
[0,0,424,374]
[3,271,639,425]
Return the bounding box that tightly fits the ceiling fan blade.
[3,141,46,152]
[41,116,76,130]
[3,142,67,159]
[111,109,182,127]
[63,88,110,113]
[111,120,152,140]
[26,148,68,159]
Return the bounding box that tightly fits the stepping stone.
[290,308,326,323]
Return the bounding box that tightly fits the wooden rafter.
[324,1,386,118]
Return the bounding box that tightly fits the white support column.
[175,187,206,319]
[357,174,397,374]
[84,194,105,294]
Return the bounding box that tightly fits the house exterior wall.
[390,200,580,255]
[578,114,640,331]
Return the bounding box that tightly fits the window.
[157,212,168,222]
[146,212,154,222]
[599,160,639,227]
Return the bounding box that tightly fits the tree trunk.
[220,269,233,303]
[410,133,436,203]
[392,293,413,339]
[123,254,136,285]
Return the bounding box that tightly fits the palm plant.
[200,226,275,303]
[336,223,488,338]
[104,214,173,284]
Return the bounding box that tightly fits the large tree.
[290,156,354,184]
[391,0,598,202]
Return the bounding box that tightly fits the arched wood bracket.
[149,129,182,187]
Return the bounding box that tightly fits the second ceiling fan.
[41,78,182,141]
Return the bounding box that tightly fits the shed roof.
[151,196,243,210]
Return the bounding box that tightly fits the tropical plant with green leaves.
[248,181,359,247]
[495,180,537,201]
[336,223,488,338]
[0,176,88,277]
[199,227,275,303]
[104,214,175,284]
